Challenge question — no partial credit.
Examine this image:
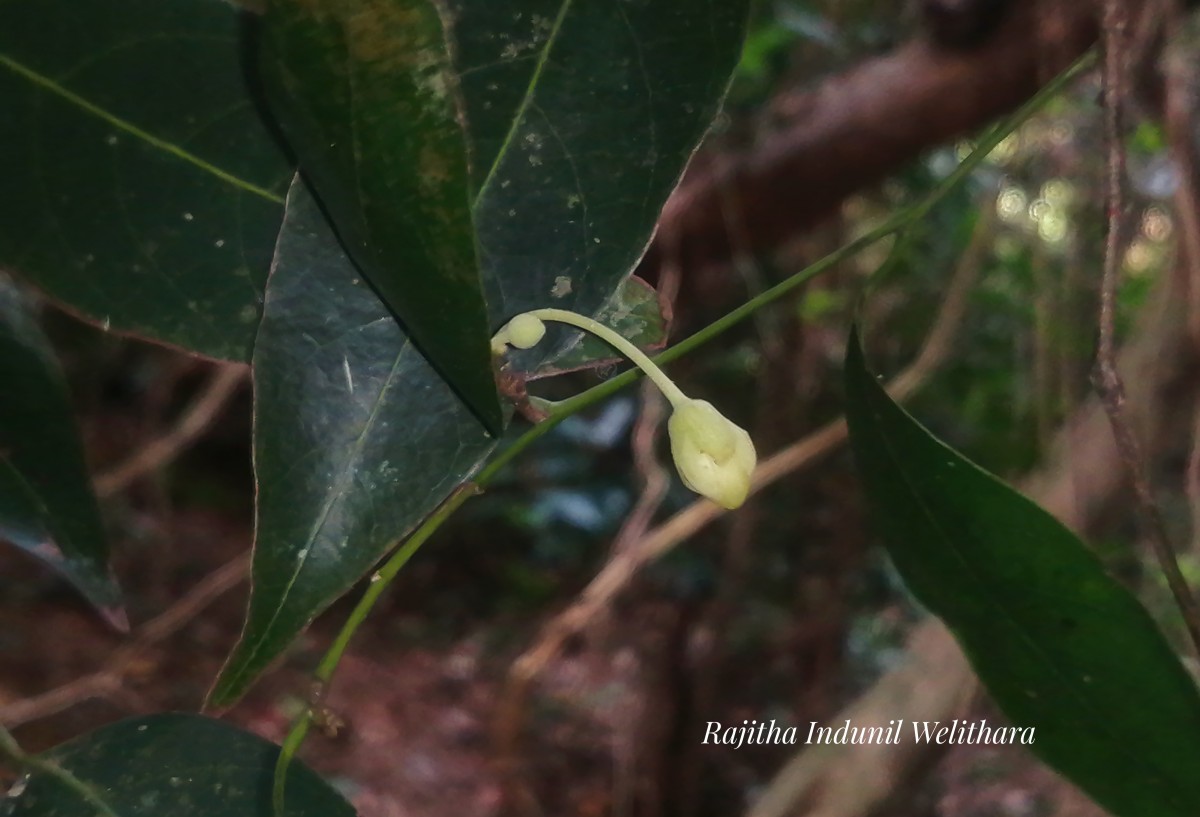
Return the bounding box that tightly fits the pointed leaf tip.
[0,274,123,622]
[844,326,1200,817]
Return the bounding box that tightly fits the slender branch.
[272,484,480,815]
[654,0,1097,275]
[753,258,1200,817]
[95,363,247,497]
[609,383,671,558]
[491,197,988,802]
[270,52,1092,810]
[0,555,249,729]
[1092,0,1200,655]
[476,49,1096,487]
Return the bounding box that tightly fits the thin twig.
[492,206,990,806]
[753,256,1200,817]
[607,249,682,558]
[269,58,1089,806]
[1093,0,1200,655]
[94,363,247,498]
[0,555,250,728]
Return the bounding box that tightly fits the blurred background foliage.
[3,1,1196,815]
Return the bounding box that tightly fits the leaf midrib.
[0,52,285,204]
[470,0,574,208]
[228,340,415,690]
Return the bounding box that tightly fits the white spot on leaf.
[551,276,572,298]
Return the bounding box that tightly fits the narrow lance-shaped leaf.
[2,714,355,816]
[844,328,1200,817]
[259,0,503,434]
[212,1,750,705]
[0,0,292,361]
[0,274,123,629]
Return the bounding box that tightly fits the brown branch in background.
[492,207,991,812]
[607,249,682,560]
[1092,0,1200,655]
[747,621,979,817]
[642,0,1095,277]
[673,380,777,817]
[93,363,247,498]
[609,384,670,559]
[0,554,249,729]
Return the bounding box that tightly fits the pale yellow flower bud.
[492,313,546,354]
[668,399,755,509]
[504,314,546,349]
[493,307,757,508]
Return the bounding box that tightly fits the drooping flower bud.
[493,307,757,508]
[667,399,755,509]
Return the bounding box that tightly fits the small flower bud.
[492,307,758,509]
[503,314,546,349]
[668,399,756,509]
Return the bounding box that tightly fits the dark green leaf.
[260,0,502,433]
[844,329,1200,817]
[208,180,498,706]
[0,0,292,361]
[1,713,355,816]
[456,0,749,355]
[0,275,123,628]
[213,1,750,704]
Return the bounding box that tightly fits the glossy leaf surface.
[0,0,292,361]
[213,0,750,704]
[844,330,1200,817]
[209,180,498,705]
[2,714,355,816]
[0,275,123,628]
[260,0,502,431]
[456,0,748,351]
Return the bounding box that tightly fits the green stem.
[272,483,479,815]
[0,724,120,817]
[270,48,1095,813]
[524,307,689,407]
[314,485,480,682]
[271,718,311,816]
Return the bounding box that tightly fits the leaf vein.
[0,52,284,204]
